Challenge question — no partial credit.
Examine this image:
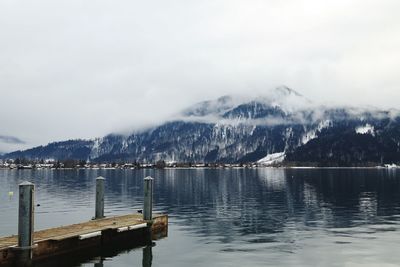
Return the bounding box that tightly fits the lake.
[1,168,400,266]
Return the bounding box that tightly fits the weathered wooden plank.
[0,214,168,266]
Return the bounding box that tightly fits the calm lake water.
[1,168,400,266]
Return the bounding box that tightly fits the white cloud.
[0,0,399,152]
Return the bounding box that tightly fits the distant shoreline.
[0,165,398,170]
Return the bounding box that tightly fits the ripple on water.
[2,169,400,267]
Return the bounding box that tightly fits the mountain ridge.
[2,87,400,166]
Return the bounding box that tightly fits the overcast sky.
[1,0,400,152]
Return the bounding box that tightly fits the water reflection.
[152,168,400,251]
[91,247,152,267]
[142,245,153,267]
[29,241,155,267]
[93,258,103,267]
[1,168,400,266]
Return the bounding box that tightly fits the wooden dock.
[0,214,168,266]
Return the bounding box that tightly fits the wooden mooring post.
[0,176,168,266]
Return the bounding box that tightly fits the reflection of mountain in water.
[2,168,400,257]
[150,168,400,244]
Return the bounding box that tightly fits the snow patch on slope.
[301,120,332,144]
[356,124,375,136]
[90,138,103,158]
[258,152,285,166]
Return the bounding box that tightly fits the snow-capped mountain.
[3,87,400,166]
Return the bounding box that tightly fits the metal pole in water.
[95,176,105,219]
[93,258,104,267]
[17,181,35,263]
[142,245,153,267]
[143,176,153,221]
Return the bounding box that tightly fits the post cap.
[96,176,106,180]
[144,176,154,181]
[19,181,34,186]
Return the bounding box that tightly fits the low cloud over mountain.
[2,87,400,166]
[0,135,26,154]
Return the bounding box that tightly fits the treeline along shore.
[0,158,399,170]
[0,158,260,170]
